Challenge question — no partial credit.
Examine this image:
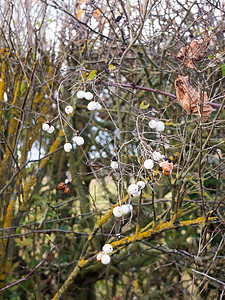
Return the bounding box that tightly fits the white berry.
[65,179,69,184]
[113,206,123,218]
[149,120,157,129]
[97,251,103,261]
[137,181,146,189]
[65,105,73,114]
[73,136,84,146]
[110,161,118,169]
[101,254,111,265]
[85,92,94,100]
[156,121,165,132]
[87,101,97,111]
[144,159,154,169]
[128,184,139,195]
[77,90,86,98]
[121,204,130,215]
[102,244,113,254]
[132,190,141,197]
[47,125,55,134]
[95,102,102,110]
[152,151,163,161]
[64,142,72,152]
[127,204,133,212]
[42,123,50,131]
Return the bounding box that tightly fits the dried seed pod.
[162,162,173,176]
[64,186,70,194]
[163,170,171,176]
[58,182,66,190]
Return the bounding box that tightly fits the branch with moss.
[52,201,218,299]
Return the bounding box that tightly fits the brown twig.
[0,131,20,170]
[107,81,225,108]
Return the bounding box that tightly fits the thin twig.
[0,246,56,292]
[192,269,225,286]
[0,131,20,170]
[107,81,225,108]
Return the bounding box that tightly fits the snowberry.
[95,102,102,110]
[65,179,69,184]
[65,105,73,114]
[97,251,103,261]
[152,151,163,161]
[121,204,130,215]
[101,254,111,265]
[85,92,94,100]
[110,161,118,169]
[42,123,50,131]
[132,190,141,197]
[77,90,86,98]
[127,204,133,212]
[128,184,139,195]
[155,121,165,132]
[113,206,123,218]
[149,120,157,129]
[102,244,113,254]
[47,125,55,134]
[73,136,84,146]
[144,159,154,169]
[87,101,97,111]
[64,142,72,152]
[137,181,146,190]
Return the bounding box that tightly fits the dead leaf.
[177,37,211,68]
[174,75,214,121]
[76,8,84,20]
[93,9,101,20]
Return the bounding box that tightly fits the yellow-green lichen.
[3,200,15,247]
[78,258,88,268]
[0,62,6,124]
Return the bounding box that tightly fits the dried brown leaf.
[174,75,214,121]
[76,8,84,20]
[177,37,211,68]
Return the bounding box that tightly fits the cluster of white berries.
[42,123,55,134]
[63,135,85,152]
[143,121,165,170]
[73,136,84,146]
[77,90,94,100]
[143,151,164,170]
[76,90,102,111]
[97,244,113,265]
[128,181,146,197]
[149,120,165,131]
[113,204,133,217]
[87,101,102,111]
